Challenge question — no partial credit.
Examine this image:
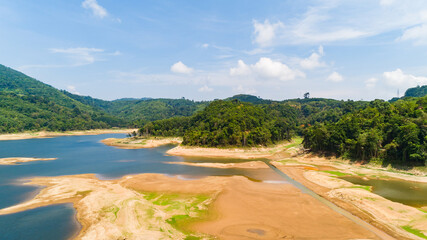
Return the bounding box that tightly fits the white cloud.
[383,68,427,88]
[67,85,80,95]
[299,46,326,69]
[82,0,108,18]
[380,0,395,6]
[198,85,213,92]
[50,47,104,65]
[230,58,305,81]
[327,72,344,82]
[399,24,427,45]
[170,61,194,74]
[253,57,305,81]
[365,77,378,89]
[230,60,251,76]
[318,45,324,55]
[252,20,284,47]
[234,85,256,95]
[201,43,209,48]
[252,1,427,45]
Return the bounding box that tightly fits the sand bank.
[164,161,270,169]
[273,159,427,240]
[0,157,57,165]
[101,137,182,149]
[0,173,382,240]
[164,161,269,169]
[0,129,137,141]
[166,140,300,159]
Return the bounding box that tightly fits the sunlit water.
[0,134,283,240]
[340,176,427,207]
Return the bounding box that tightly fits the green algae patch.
[101,205,120,221]
[141,191,214,239]
[322,170,350,177]
[75,190,92,197]
[402,225,427,239]
[349,185,372,191]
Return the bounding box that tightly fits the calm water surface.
[340,176,427,207]
[0,134,282,240]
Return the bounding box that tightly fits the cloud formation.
[82,0,108,18]
[198,85,213,92]
[170,61,194,74]
[299,46,326,69]
[383,68,427,88]
[252,20,284,47]
[251,1,427,45]
[327,72,343,82]
[50,47,104,65]
[67,85,80,95]
[230,58,305,81]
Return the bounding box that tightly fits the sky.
[1,0,427,101]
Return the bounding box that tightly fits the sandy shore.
[166,140,300,159]
[0,157,57,165]
[164,161,269,169]
[101,137,182,149]
[272,158,427,240]
[0,129,137,141]
[0,173,383,240]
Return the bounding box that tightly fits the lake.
[0,134,283,240]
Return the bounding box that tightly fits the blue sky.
[1,0,427,101]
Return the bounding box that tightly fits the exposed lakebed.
[0,134,283,240]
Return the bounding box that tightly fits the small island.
[0,157,57,165]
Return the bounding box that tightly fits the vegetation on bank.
[303,97,426,166]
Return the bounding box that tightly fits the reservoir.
[0,134,283,240]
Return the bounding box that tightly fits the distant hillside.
[64,92,208,125]
[0,64,122,133]
[226,94,274,104]
[404,85,427,98]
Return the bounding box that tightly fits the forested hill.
[0,64,208,132]
[63,92,208,125]
[0,64,123,132]
[404,85,427,98]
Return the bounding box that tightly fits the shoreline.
[0,173,383,240]
[101,137,182,149]
[166,140,300,159]
[0,129,137,141]
[272,157,427,239]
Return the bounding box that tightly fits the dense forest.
[141,92,426,166]
[303,97,426,166]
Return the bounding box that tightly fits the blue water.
[0,134,281,240]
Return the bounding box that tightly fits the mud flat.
[0,129,137,141]
[0,173,382,240]
[101,137,182,149]
[0,157,57,165]
[273,157,427,240]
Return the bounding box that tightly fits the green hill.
[404,85,427,98]
[0,64,122,133]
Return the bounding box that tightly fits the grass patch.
[141,191,212,236]
[349,185,371,191]
[418,208,427,214]
[322,170,349,177]
[75,190,92,197]
[101,205,120,220]
[402,225,427,239]
[283,137,303,149]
